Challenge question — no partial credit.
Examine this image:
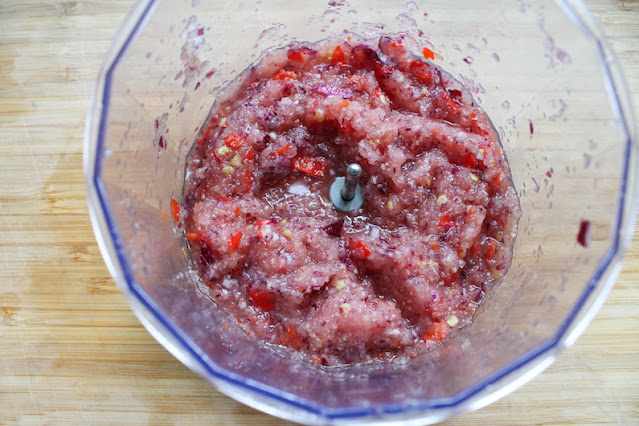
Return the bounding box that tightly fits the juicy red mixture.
[181,35,521,365]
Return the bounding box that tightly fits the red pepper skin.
[224,133,245,149]
[486,238,498,260]
[438,214,454,232]
[287,47,316,63]
[423,321,449,342]
[274,69,296,81]
[331,45,345,63]
[186,232,205,243]
[422,47,435,60]
[270,143,291,157]
[282,324,304,349]
[249,290,274,312]
[171,198,180,222]
[409,60,435,85]
[292,156,326,177]
[197,123,214,145]
[228,232,243,251]
[349,238,372,259]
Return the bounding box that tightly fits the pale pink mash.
[181,35,520,365]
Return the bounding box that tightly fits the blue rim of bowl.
[85,0,638,423]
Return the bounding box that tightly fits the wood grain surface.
[1,0,638,424]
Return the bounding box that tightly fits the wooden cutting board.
[1,0,638,424]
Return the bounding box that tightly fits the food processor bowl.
[84,0,637,423]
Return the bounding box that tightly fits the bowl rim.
[83,0,639,423]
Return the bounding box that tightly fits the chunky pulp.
[181,35,521,365]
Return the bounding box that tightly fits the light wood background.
[1,0,638,424]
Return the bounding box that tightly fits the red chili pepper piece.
[348,75,363,86]
[409,60,434,84]
[349,238,372,259]
[331,45,345,62]
[486,238,498,260]
[186,232,212,249]
[224,133,245,149]
[256,219,272,239]
[440,88,462,113]
[249,289,274,312]
[287,47,316,63]
[422,47,435,60]
[469,113,490,136]
[287,50,305,62]
[423,321,449,342]
[270,143,291,156]
[197,123,214,145]
[278,143,292,156]
[202,123,214,138]
[283,324,304,349]
[186,232,214,262]
[438,214,454,232]
[186,232,202,243]
[228,232,243,251]
[292,156,327,178]
[460,152,477,169]
[170,198,180,222]
[274,69,296,81]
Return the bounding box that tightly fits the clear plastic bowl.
[84,0,638,424]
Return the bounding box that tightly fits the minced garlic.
[339,303,352,313]
[230,154,242,167]
[446,315,459,327]
[436,194,449,205]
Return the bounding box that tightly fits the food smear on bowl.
[181,34,521,365]
[577,220,590,248]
